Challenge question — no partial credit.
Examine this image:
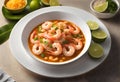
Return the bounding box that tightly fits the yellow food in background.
[6,0,26,10]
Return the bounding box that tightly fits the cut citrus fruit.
[49,0,60,6]
[88,43,104,58]
[41,0,50,6]
[93,0,108,12]
[92,29,107,43]
[87,20,99,31]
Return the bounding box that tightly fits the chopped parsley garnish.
[62,40,69,44]
[106,0,118,13]
[34,37,38,41]
[72,34,82,38]
[41,53,45,58]
[43,40,48,45]
[52,25,58,30]
[40,38,43,43]
[49,44,53,48]
[38,26,43,33]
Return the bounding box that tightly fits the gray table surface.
[0,0,120,82]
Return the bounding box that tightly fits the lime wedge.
[87,20,99,31]
[92,29,107,43]
[41,0,50,6]
[49,0,60,6]
[93,0,108,12]
[88,43,104,58]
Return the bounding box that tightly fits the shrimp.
[56,22,71,35]
[30,31,39,44]
[64,28,71,34]
[44,29,62,41]
[63,44,75,56]
[47,42,62,56]
[57,22,67,29]
[41,38,52,50]
[68,24,80,34]
[42,21,53,30]
[72,39,83,50]
[32,44,44,55]
[50,29,62,39]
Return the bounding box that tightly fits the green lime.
[30,0,40,11]
[93,1,108,12]
[41,0,50,6]
[92,29,107,43]
[49,0,60,6]
[88,43,104,58]
[87,20,99,31]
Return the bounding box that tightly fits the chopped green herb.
[44,40,48,45]
[62,40,69,44]
[52,25,58,30]
[79,35,83,38]
[72,34,78,38]
[49,44,53,48]
[41,53,45,58]
[106,0,118,13]
[38,26,43,33]
[55,27,58,30]
[34,37,38,41]
[40,38,43,43]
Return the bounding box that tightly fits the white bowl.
[21,8,91,65]
[90,0,120,19]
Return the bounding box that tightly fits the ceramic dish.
[21,11,91,65]
[9,6,111,78]
[4,0,27,13]
[90,0,120,19]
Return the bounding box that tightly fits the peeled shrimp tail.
[30,31,39,44]
[57,22,67,29]
[63,44,75,56]
[72,39,83,50]
[47,42,62,56]
[42,21,53,30]
[44,29,62,41]
[68,25,80,34]
[32,44,44,55]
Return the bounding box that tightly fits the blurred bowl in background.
[90,0,120,19]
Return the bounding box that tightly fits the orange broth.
[28,20,85,62]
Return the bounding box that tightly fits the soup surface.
[28,20,85,62]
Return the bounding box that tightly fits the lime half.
[93,0,108,12]
[92,29,107,43]
[49,0,60,6]
[41,0,50,6]
[88,43,104,58]
[87,20,99,31]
